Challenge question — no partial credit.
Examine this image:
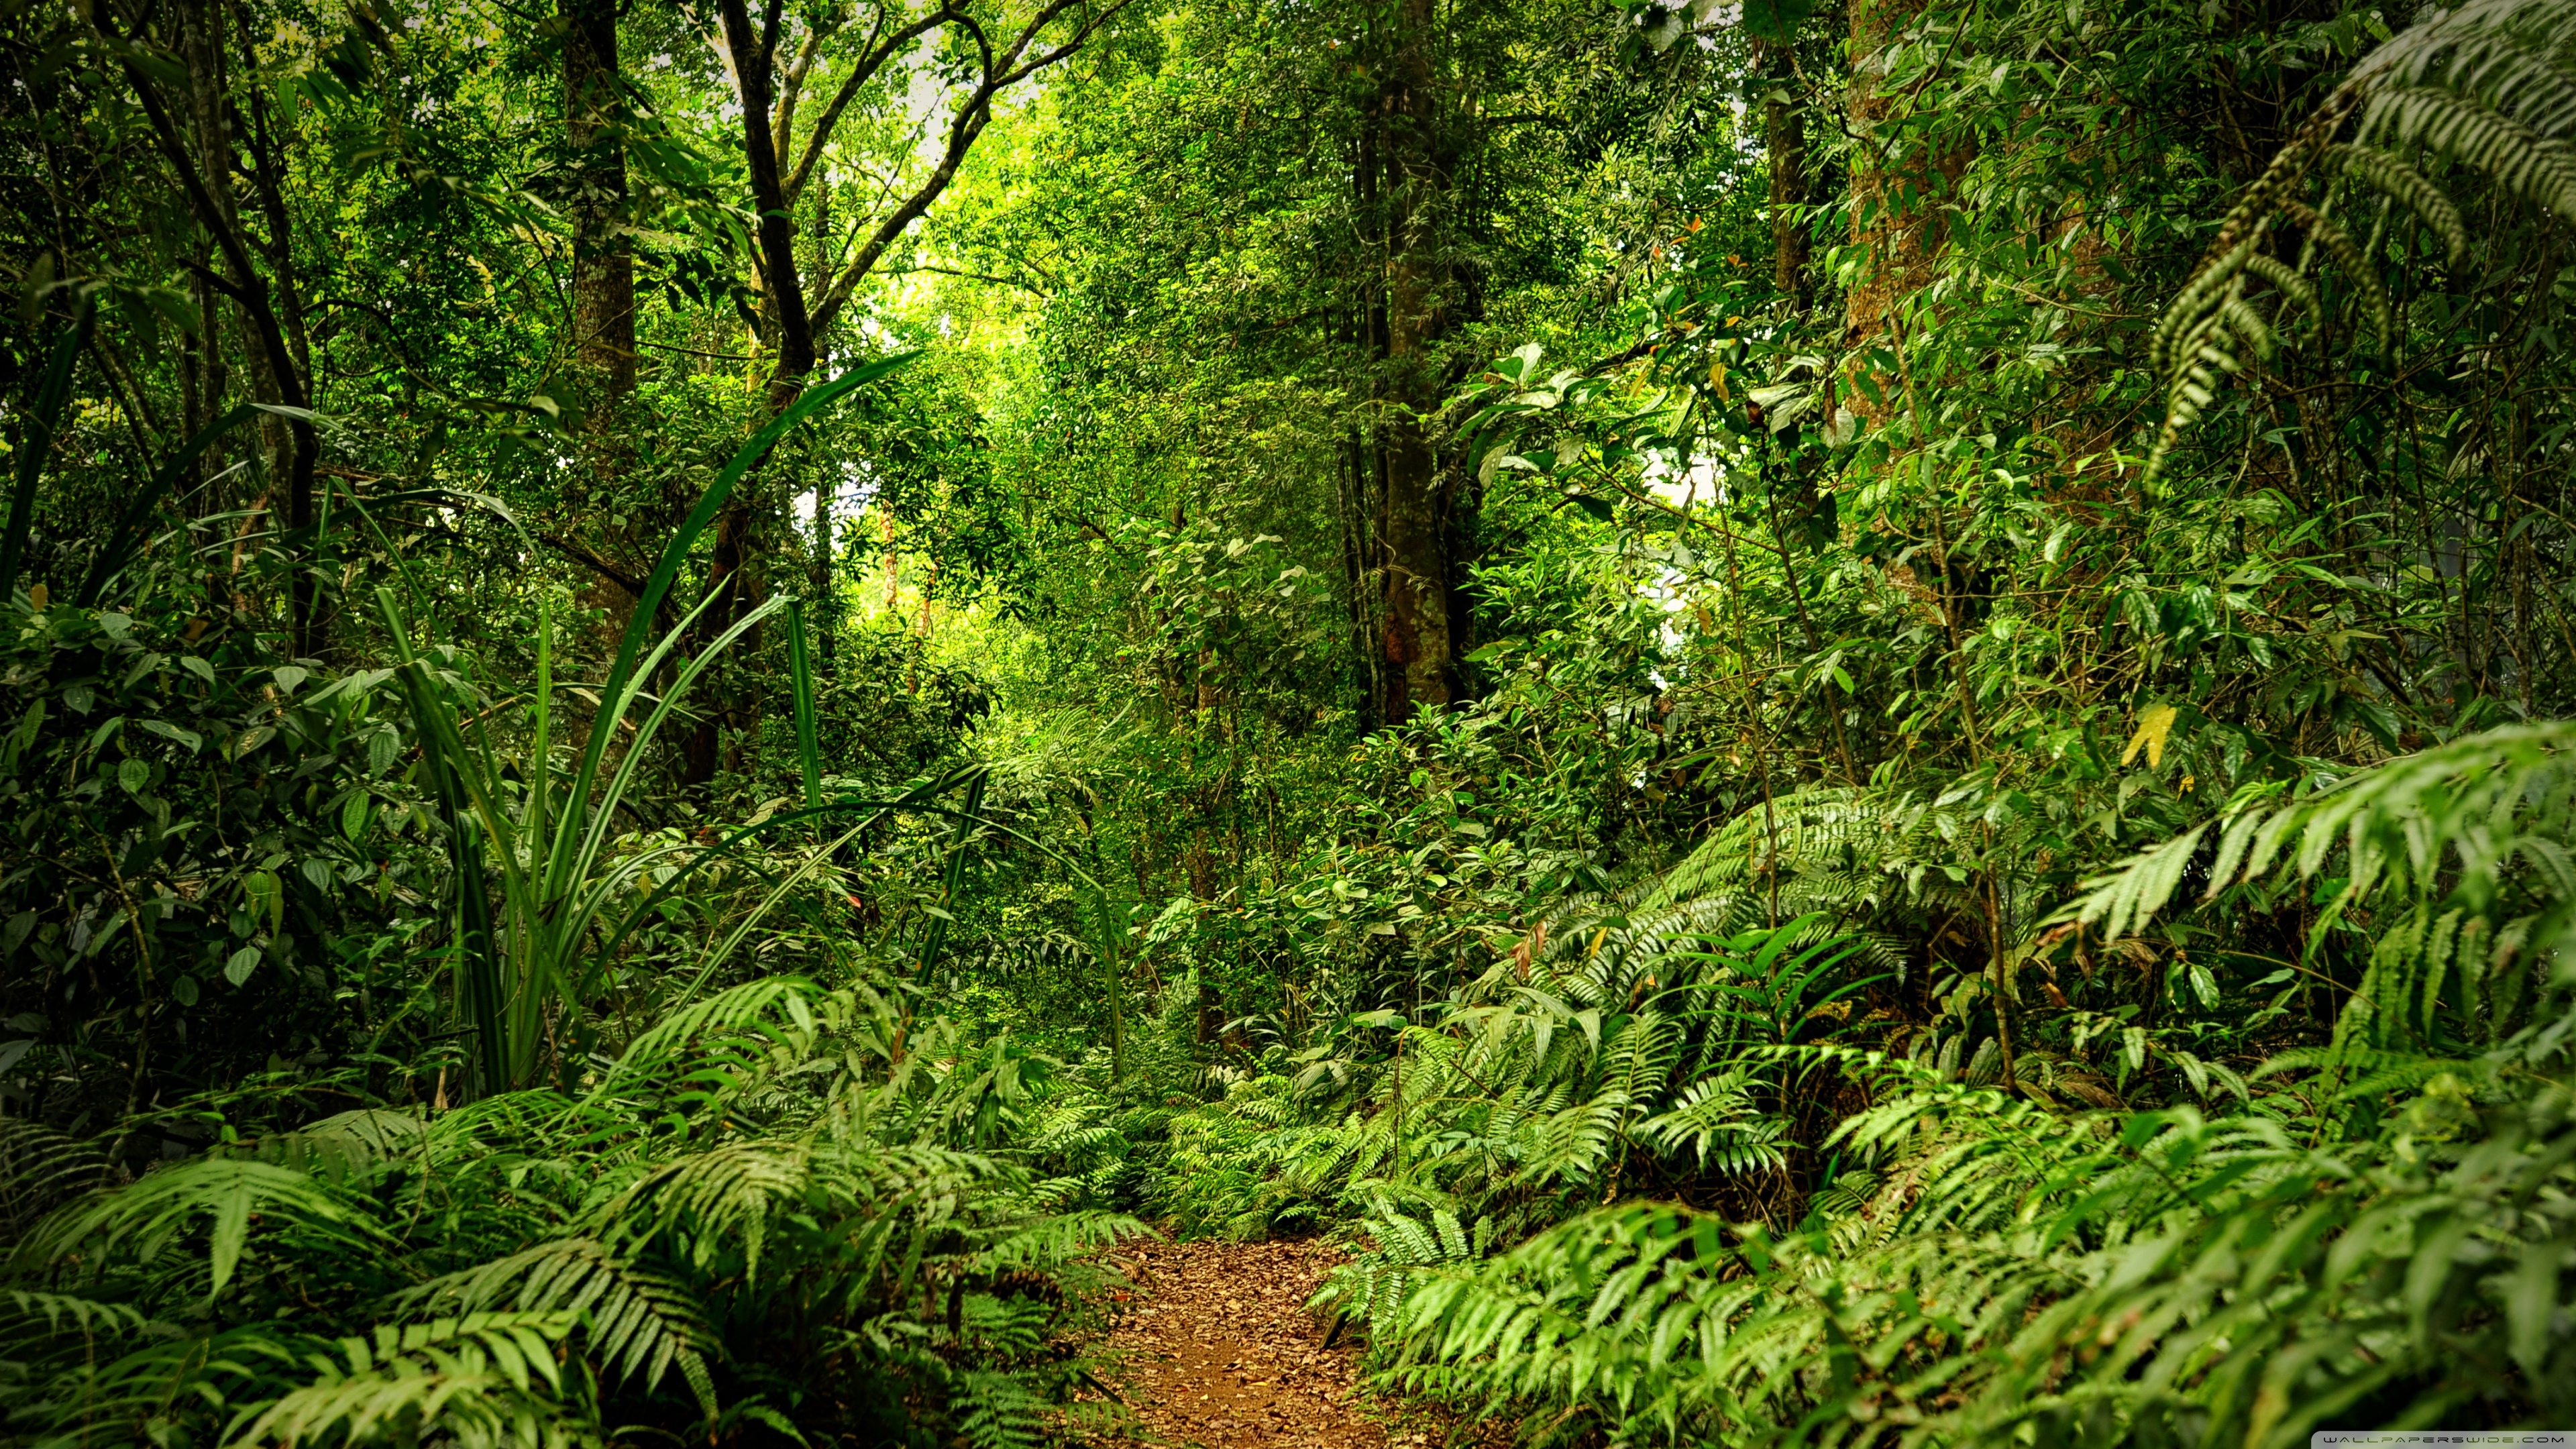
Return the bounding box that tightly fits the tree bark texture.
[567,0,635,405]
[563,0,644,686]
[1372,0,1458,728]
[1843,0,1968,422]
[1760,40,1810,310]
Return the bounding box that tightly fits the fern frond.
[2151,231,2263,378]
[0,1117,107,1240]
[2327,144,2471,264]
[398,1238,715,1407]
[2241,250,2325,327]
[1637,1074,1788,1174]
[2354,0,2576,141]
[2063,721,2576,942]
[225,1311,592,1449]
[239,1109,428,1185]
[2281,201,2395,355]
[21,1157,384,1301]
[948,1368,1051,1449]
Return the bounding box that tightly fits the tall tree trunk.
[1844,0,1964,402]
[238,72,325,658]
[809,175,837,677]
[1760,39,1809,311]
[176,3,228,518]
[565,0,639,680]
[1375,0,1454,727]
[1338,424,1380,735]
[142,0,315,653]
[567,0,635,417]
[686,0,828,792]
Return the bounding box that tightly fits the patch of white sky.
[1634,430,1760,688]
[791,459,881,532]
[775,21,975,525]
[791,321,894,525]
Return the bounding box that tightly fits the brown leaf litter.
[1090,1237,1398,1449]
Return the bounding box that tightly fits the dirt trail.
[1100,1238,1393,1448]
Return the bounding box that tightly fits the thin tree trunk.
[137,0,315,653]
[237,70,325,657]
[1761,39,1809,310]
[810,175,838,676]
[176,3,227,517]
[562,0,643,771]
[684,0,832,790]
[1375,0,1454,727]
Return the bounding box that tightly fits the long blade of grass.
[376,596,531,910]
[559,354,918,895]
[787,598,822,816]
[376,588,510,1095]
[453,816,508,1093]
[562,592,785,910]
[581,768,980,1000]
[672,818,876,1006]
[3,296,97,603]
[529,592,551,849]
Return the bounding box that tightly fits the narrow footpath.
[1099,1238,1394,1448]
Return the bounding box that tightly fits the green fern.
[400,1239,718,1413]
[2063,720,2576,1054]
[1,975,1148,1446]
[2148,0,2576,480]
[226,1312,590,1449]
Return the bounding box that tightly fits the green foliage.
[372,356,917,1095]
[2149,0,2576,476]
[1328,714,2576,1442]
[1371,1056,2576,1446]
[10,0,2576,1440]
[0,977,1145,1446]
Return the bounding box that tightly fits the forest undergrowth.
[5,0,2576,1444]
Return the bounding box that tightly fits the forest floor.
[1097,1237,1414,1448]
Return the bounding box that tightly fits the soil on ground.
[1095,1237,1399,1448]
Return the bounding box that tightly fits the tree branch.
[784,7,958,206]
[720,0,820,404]
[885,263,1052,297]
[538,531,647,598]
[808,0,1129,342]
[771,18,829,170]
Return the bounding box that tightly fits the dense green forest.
[5,0,2576,1441]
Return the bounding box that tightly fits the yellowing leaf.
[1709,362,1730,400]
[2123,702,2180,769]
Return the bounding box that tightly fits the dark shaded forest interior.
[5,0,2576,1442]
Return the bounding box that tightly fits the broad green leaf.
[2188,962,2219,1008]
[2506,1242,2564,1374]
[246,869,283,934]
